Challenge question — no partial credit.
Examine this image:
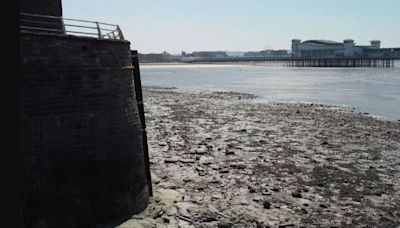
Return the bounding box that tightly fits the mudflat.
[118,87,400,228]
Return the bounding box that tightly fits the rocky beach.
[118,86,400,228]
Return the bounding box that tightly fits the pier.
[182,56,398,68]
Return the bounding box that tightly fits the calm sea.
[140,63,400,120]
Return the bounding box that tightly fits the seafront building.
[291,39,400,58]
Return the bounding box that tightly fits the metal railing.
[20,13,124,40]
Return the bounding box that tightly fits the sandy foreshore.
[118,87,400,228]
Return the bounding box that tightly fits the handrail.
[20,13,125,40]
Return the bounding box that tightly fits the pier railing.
[20,13,124,40]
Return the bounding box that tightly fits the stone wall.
[20,0,63,33]
[20,32,149,227]
[20,0,62,16]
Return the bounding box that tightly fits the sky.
[62,0,400,54]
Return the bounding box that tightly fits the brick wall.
[21,32,149,227]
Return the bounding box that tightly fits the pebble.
[320,203,328,208]
[248,186,257,193]
[179,158,195,163]
[263,200,271,209]
[218,219,232,228]
[278,223,295,228]
[195,147,208,154]
[219,168,230,173]
[164,157,179,163]
[292,192,302,198]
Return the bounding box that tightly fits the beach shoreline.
[118,87,400,228]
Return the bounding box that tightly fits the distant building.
[138,51,180,63]
[192,51,228,58]
[244,49,289,57]
[291,39,400,58]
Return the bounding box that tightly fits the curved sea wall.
[20,32,149,227]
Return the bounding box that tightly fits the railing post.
[60,17,66,34]
[131,50,153,196]
[95,21,102,39]
[117,25,124,40]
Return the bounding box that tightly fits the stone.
[256,221,267,228]
[225,150,235,155]
[249,186,257,193]
[152,173,161,184]
[278,223,295,228]
[219,168,229,173]
[164,157,179,163]
[183,177,192,182]
[292,192,302,198]
[200,156,213,165]
[319,203,328,208]
[179,158,195,163]
[235,163,247,169]
[218,219,232,228]
[195,146,208,154]
[162,217,170,223]
[263,200,271,209]
[240,199,249,205]
[272,187,280,192]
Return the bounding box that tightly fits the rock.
[183,177,192,182]
[235,163,247,169]
[263,200,271,209]
[272,187,280,192]
[240,199,249,205]
[202,215,219,222]
[219,168,229,173]
[248,186,257,193]
[319,203,328,208]
[156,188,183,204]
[179,158,195,163]
[162,217,170,223]
[278,223,295,228]
[156,223,167,228]
[292,192,302,198]
[196,166,204,171]
[321,141,329,145]
[195,146,208,154]
[256,221,267,228]
[261,190,272,196]
[218,219,232,228]
[158,182,176,189]
[225,150,235,155]
[164,157,179,163]
[152,173,161,184]
[199,156,213,165]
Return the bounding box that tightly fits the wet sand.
[118,87,400,228]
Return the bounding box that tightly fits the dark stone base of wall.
[20,32,149,227]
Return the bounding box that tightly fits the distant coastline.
[140,62,186,65]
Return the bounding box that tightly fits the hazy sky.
[62,0,400,54]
